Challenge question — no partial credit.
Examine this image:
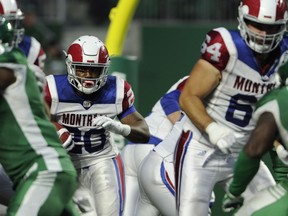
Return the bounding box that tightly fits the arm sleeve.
[229,150,260,196]
[160,90,181,115]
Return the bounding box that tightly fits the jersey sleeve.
[20,36,47,71]
[200,28,232,72]
[44,82,52,109]
[229,150,260,196]
[160,77,187,115]
[34,46,46,71]
[117,80,136,120]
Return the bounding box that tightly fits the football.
[52,122,74,151]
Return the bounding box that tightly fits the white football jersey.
[45,74,136,168]
[184,27,288,153]
[144,76,188,143]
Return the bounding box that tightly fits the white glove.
[92,116,131,136]
[205,122,235,154]
[275,144,288,166]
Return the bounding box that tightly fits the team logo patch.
[197,150,207,156]
[83,100,91,108]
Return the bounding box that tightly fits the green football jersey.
[254,86,288,148]
[0,48,75,186]
[254,86,288,182]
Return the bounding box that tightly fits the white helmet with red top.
[238,0,288,53]
[0,0,24,45]
[65,35,110,94]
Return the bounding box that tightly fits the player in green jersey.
[0,17,79,216]
[222,53,288,216]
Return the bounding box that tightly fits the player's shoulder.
[47,73,66,79]
[166,76,189,93]
[254,86,288,119]
[21,35,40,44]
[201,27,240,71]
[106,75,131,88]
[206,27,240,44]
[0,47,26,65]
[257,86,288,107]
[46,74,68,87]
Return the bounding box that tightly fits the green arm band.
[229,150,260,196]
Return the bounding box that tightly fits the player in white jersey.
[222,54,288,216]
[121,76,188,216]
[0,0,46,86]
[136,115,185,216]
[45,35,150,216]
[174,0,288,215]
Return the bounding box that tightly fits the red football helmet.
[238,0,288,53]
[65,35,110,94]
[0,0,24,45]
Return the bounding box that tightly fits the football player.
[0,0,48,207]
[0,17,79,216]
[0,0,46,97]
[222,52,288,216]
[0,0,46,71]
[175,0,288,215]
[122,76,187,216]
[45,35,150,216]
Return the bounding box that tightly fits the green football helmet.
[0,16,14,51]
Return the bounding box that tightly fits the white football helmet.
[0,0,24,45]
[238,0,288,53]
[65,35,110,94]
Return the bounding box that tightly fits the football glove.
[92,116,131,136]
[222,191,244,212]
[205,122,235,154]
[275,144,288,166]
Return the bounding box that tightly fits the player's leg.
[73,185,96,215]
[175,133,218,216]
[62,199,82,216]
[7,170,78,216]
[235,183,288,216]
[135,152,161,216]
[87,154,125,216]
[121,143,154,216]
[136,150,176,216]
[0,164,14,206]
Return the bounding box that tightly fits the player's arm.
[223,112,277,211]
[167,111,182,124]
[119,111,150,143]
[0,67,16,93]
[179,59,221,131]
[160,91,182,124]
[231,112,277,194]
[160,77,188,124]
[93,79,150,143]
[180,28,237,154]
[92,111,150,143]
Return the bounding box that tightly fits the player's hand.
[92,116,131,136]
[205,122,235,154]
[275,143,288,165]
[62,137,75,152]
[222,191,244,212]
